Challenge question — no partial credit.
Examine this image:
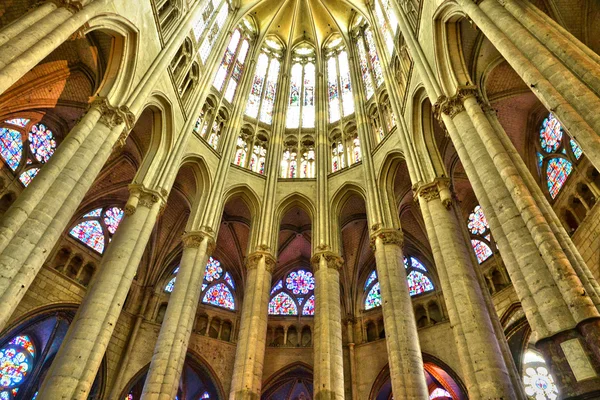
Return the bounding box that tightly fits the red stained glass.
[539,114,563,153]
[547,158,572,199]
[29,124,56,163]
[269,292,297,315]
[468,205,489,235]
[286,270,315,295]
[471,239,493,264]
[203,283,235,310]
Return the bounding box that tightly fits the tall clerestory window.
[0,118,57,187]
[213,28,251,103]
[373,0,399,57]
[281,44,316,179]
[245,39,282,125]
[536,113,582,200]
[198,0,229,64]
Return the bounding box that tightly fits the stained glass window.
[224,272,235,288]
[261,59,280,124]
[203,283,235,310]
[407,270,434,296]
[19,168,39,187]
[357,38,375,99]
[28,123,56,163]
[5,119,29,128]
[546,158,572,199]
[165,277,176,293]
[286,63,302,128]
[246,53,268,119]
[269,269,315,316]
[466,205,494,263]
[0,127,22,171]
[199,2,228,63]
[471,240,493,264]
[570,139,583,160]
[429,388,452,399]
[69,207,124,254]
[365,270,377,290]
[193,0,221,40]
[328,57,340,123]
[213,30,240,91]
[365,28,384,87]
[224,40,249,102]
[468,205,489,235]
[303,63,315,128]
[374,0,394,55]
[339,51,354,117]
[539,114,563,153]
[365,282,381,309]
[522,350,558,400]
[234,137,248,167]
[0,335,35,395]
[204,257,223,281]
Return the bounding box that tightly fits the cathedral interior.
[0,0,599,399]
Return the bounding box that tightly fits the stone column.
[437,87,600,397]
[311,250,345,400]
[141,229,215,400]
[0,2,58,48]
[415,179,523,399]
[369,228,429,399]
[37,186,164,400]
[0,98,133,331]
[229,250,275,400]
[456,0,600,171]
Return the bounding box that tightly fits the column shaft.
[0,2,58,48]
[229,252,274,399]
[37,189,163,399]
[370,230,428,399]
[141,230,215,400]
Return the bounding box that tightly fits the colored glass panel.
[203,283,235,310]
[224,272,235,288]
[523,350,558,400]
[165,277,176,293]
[202,393,210,399]
[382,0,398,34]
[5,119,29,128]
[19,168,39,186]
[269,292,298,315]
[365,270,377,290]
[471,239,493,264]
[204,257,223,281]
[286,270,315,295]
[70,220,105,254]
[103,207,124,234]
[410,257,427,272]
[365,282,381,309]
[328,57,340,123]
[467,205,489,235]
[302,295,315,316]
[83,208,102,218]
[339,51,354,117]
[537,152,544,170]
[225,39,249,102]
[29,123,56,163]
[271,280,283,294]
[407,270,434,296]
[365,28,384,86]
[286,64,302,128]
[246,53,268,118]
[9,337,34,356]
[429,388,452,399]
[570,139,583,160]
[539,114,562,153]
[0,127,22,171]
[357,38,374,99]
[375,0,394,55]
[0,336,35,388]
[199,3,228,63]
[303,63,315,128]
[260,58,280,125]
[547,158,572,199]
[213,30,240,91]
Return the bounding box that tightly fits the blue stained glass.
[5,119,29,128]
[537,152,544,169]
[547,158,572,199]
[365,282,381,309]
[269,292,297,315]
[202,283,207,291]
[570,139,583,160]
[203,283,235,310]
[165,277,176,293]
[70,220,105,253]
[271,280,283,295]
[471,239,493,264]
[285,270,315,295]
[468,205,489,235]
[0,391,9,400]
[83,208,102,218]
[103,207,124,234]
[9,336,34,356]
[429,388,452,399]
[539,114,562,153]
[302,295,315,316]
[224,272,235,288]
[0,335,35,388]
[365,270,377,290]
[204,257,222,282]
[407,270,434,296]
[29,124,56,163]
[0,127,22,170]
[202,393,210,399]
[410,258,428,272]
[19,168,39,186]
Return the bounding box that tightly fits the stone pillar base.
[537,318,600,399]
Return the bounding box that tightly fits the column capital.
[182,228,216,252]
[46,0,84,12]
[369,228,404,251]
[311,249,343,272]
[126,184,167,215]
[89,98,136,130]
[413,178,452,208]
[246,247,276,273]
[434,85,479,119]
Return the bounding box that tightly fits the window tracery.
[68,207,124,254]
[199,1,228,63]
[522,349,558,400]
[326,40,354,124]
[164,257,236,311]
[0,118,57,187]
[330,124,361,173]
[363,256,435,310]
[233,126,268,175]
[269,269,315,316]
[245,39,282,125]
[213,28,251,103]
[467,205,494,264]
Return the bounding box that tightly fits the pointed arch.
[222,184,262,250]
[330,183,368,253]
[261,362,313,399]
[274,193,316,251]
[377,150,407,228]
[175,155,212,229]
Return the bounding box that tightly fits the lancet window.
[192,96,228,151]
[68,206,124,254]
[164,257,236,310]
[233,125,268,174]
[373,0,398,56]
[245,39,283,125]
[467,205,495,264]
[199,1,229,63]
[0,118,57,187]
[522,350,558,400]
[286,45,316,129]
[330,123,361,173]
[193,0,223,41]
[213,26,252,103]
[364,256,434,310]
[153,0,181,38]
[536,113,582,200]
[280,143,315,179]
[326,38,354,123]
[269,269,315,316]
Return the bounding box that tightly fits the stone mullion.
[312,252,344,400]
[38,188,164,399]
[416,183,522,399]
[315,61,329,245]
[455,0,600,172]
[484,106,600,308]
[229,251,274,399]
[0,2,58,48]
[370,229,428,399]
[141,230,215,399]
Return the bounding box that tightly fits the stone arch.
[330,182,368,253]
[377,150,408,228]
[174,155,212,228]
[221,184,262,250]
[274,193,316,251]
[261,362,313,399]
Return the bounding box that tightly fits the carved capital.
[311,251,343,272]
[413,178,452,208]
[246,250,276,273]
[435,86,479,119]
[182,228,216,252]
[127,184,166,213]
[370,228,403,251]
